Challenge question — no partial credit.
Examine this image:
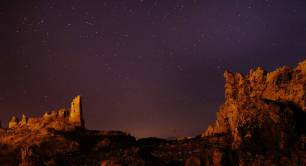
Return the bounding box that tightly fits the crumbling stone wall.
[7,96,85,130]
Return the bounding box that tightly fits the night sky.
[0,0,305,138]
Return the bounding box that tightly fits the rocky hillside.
[0,59,305,166]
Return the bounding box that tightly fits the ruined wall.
[7,96,85,130]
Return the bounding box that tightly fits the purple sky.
[0,0,305,138]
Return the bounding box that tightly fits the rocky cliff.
[203,60,306,156]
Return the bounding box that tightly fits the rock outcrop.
[203,60,306,151]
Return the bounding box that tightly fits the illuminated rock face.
[69,95,84,127]
[203,60,306,150]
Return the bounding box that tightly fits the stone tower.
[69,95,85,128]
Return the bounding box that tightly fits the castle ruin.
[7,95,85,130]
